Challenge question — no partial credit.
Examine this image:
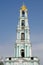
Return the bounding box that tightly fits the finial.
[23,1,24,6]
[21,2,27,11]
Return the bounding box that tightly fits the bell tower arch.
[21,49,25,57]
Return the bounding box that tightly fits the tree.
[0,62,4,65]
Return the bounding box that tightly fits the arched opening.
[21,20,25,26]
[22,11,25,17]
[21,33,25,40]
[21,20,25,29]
[21,49,24,57]
[9,57,11,60]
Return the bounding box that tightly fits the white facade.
[4,5,40,65]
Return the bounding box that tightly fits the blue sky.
[0,0,43,65]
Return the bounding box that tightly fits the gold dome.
[21,5,27,10]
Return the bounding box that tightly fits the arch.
[21,20,25,26]
[21,49,24,57]
[21,33,25,40]
[22,10,25,17]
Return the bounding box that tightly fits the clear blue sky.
[0,0,43,65]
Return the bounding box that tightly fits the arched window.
[21,20,25,26]
[22,11,25,17]
[21,49,24,57]
[21,33,25,40]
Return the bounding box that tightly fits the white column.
[30,46,32,57]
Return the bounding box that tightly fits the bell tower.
[5,4,39,65]
[14,5,32,58]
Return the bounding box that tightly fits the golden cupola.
[21,5,27,11]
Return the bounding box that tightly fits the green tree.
[0,62,4,65]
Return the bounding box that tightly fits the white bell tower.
[14,5,32,58]
[5,5,39,65]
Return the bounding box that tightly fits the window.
[22,11,25,17]
[9,57,11,60]
[31,57,34,60]
[21,20,25,26]
[21,49,24,57]
[21,33,25,40]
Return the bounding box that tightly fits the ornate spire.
[21,3,27,11]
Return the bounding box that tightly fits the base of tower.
[4,56,40,65]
